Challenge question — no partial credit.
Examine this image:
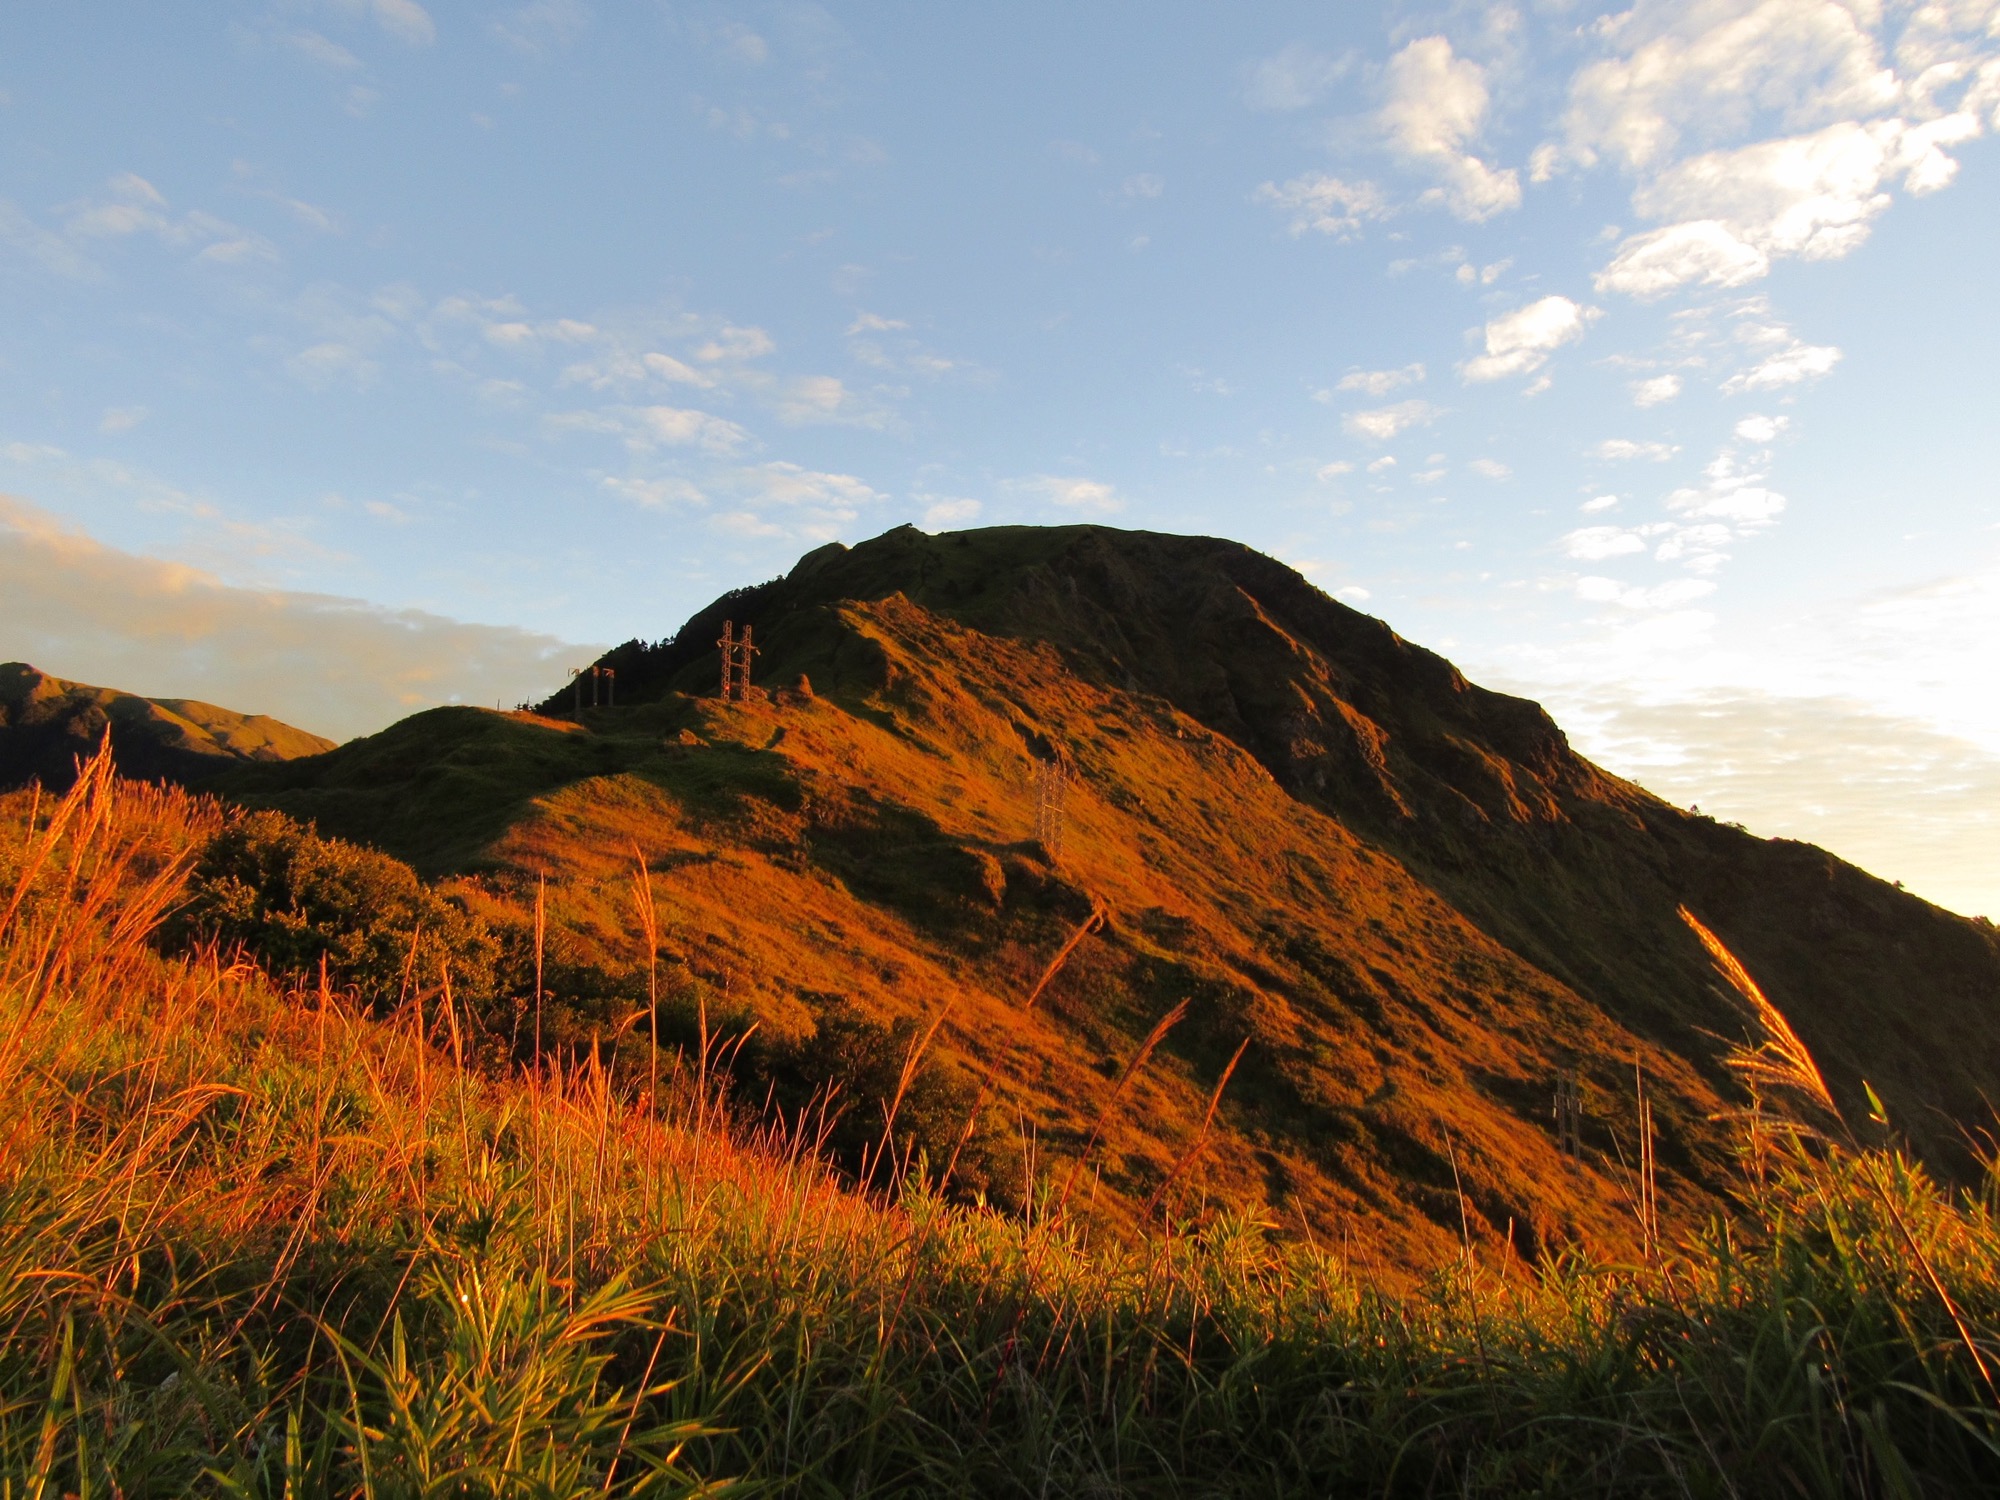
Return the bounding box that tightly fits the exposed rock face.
[0,662,336,790]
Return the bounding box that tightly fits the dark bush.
[756,996,1019,1208]
[166,810,500,1013]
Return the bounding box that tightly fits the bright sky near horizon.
[2,3,1998,915]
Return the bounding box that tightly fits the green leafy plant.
[166,808,500,1012]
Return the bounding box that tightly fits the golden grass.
[7,744,2000,1494]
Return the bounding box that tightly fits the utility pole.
[570,666,587,717]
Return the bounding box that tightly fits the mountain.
[0,662,337,790]
[214,525,2000,1267]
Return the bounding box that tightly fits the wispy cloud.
[1333,363,1425,396]
[0,494,581,741]
[1244,42,1351,111]
[1343,399,1438,441]
[1255,173,1387,239]
[1595,438,1678,462]
[1011,475,1125,513]
[1461,297,1600,383]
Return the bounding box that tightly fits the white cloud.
[771,374,879,426]
[630,405,749,454]
[1596,219,1770,297]
[712,511,783,538]
[1582,494,1621,512]
[1455,257,1511,286]
[1366,455,1397,473]
[0,494,580,741]
[1734,413,1789,443]
[1576,574,1718,610]
[60,174,277,267]
[694,324,775,362]
[1120,173,1165,199]
[1561,0,1901,174]
[744,461,880,509]
[1335,363,1425,395]
[557,348,713,391]
[846,312,908,335]
[1254,172,1387,239]
[1667,481,1786,526]
[1720,339,1841,392]
[1245,43,1351,110]
[1016,475,1125,513]
[602,475,706,508]
[1595,438,1678,462]
[1343,399,1438,441]
[1467,457,1511,480]
[1315,461,1355,480]
[920,497,982,531]
[1380,37,1522,221]
[1631,373,1683,406]
[98,406,148,434]
[1570,3,1999,297]
[1461,296,1600,382]
[1563,525,1650,561]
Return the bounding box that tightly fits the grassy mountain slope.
[9,754,2000,1494]
[0,661,335,789]
[217,525,2000,1267]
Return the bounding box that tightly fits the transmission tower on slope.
[716,621,759,701]
[1035,755,1068,863]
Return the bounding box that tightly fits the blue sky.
[3,2,1999,915]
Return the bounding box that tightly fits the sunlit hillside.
[214,524,2000,1271]
[5,741,2000,1494]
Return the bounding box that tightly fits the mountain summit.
[218,524,2000,1264]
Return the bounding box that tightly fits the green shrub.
[756,995,1020,1208]
[167,809,500,1012]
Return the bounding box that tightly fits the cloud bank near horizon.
[0,496,592,742]
[1547,684,2000,922]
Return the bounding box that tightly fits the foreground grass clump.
[3,757,1999,1496]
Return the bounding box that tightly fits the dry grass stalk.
[631,843,661,1118]
[534,872,547,1068]
[1022,903,1107,1010]
[1139,1035,1250,1222]
[1056,997,1190,1216]
[1635,1064,1659,1262]
[1679,904,1838,1124]
[1683,903,2000,1402]
[870,998,956,1190]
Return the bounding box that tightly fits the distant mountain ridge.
[0,662,336,789]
